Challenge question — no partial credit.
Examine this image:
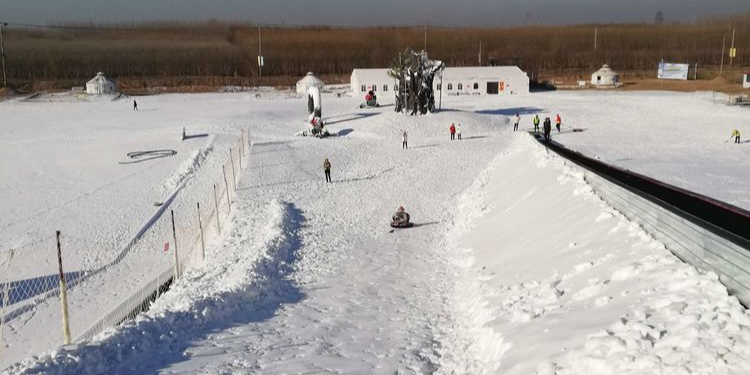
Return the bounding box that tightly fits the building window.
[458,83,463,90]
[383,84,388,92]
[473,83,479,90]
[361,85,366,92]
[437,83,442,90]
[372,85,377,91]
[447,83,453,90]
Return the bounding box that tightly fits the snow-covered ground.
[2,89,750,374]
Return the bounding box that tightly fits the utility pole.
[479,41,482,65]
[729,26,736,67]
[258,25,262,78]
[720,34,726,76]
[1,23,7,88]
[594,26,598,51]
[424,26,427,52]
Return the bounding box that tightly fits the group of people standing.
[449,123,462,140]
[521,113,561,142]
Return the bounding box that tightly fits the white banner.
[658,62,689,80]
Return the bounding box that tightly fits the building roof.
[439,66,528,81]
[86,72,113,86]
[297,72,324,86]
[351,69,394,82]
[593,64,619,76]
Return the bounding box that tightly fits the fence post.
[171,210,180,279]
[222,166,231,212]
[0,249,15,354]
[197,202,205,262]
[56,231,72,345]
[213,184,221,233]
[229,148,237,191]
[239,137,244,169]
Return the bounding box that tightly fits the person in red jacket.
[555,114,562,132]
[449,123,456,140]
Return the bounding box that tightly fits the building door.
[486,82,499,94]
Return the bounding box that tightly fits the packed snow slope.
[4,90,750,374]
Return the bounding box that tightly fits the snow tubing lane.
[534,136,750,250]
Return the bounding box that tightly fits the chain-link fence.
[0,130,250,370]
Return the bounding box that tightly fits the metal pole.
[730,27,736,67]
[222,166,231,211]
[720,34,726,76]
[171,210,180,278]
[424,26,427,52]
[1,23,7,88]
[56,231,72,345]
[213,184,221,232]
[594,27,599,51]
[197,202,205,261]
[229,149,237,191]
[479,41,482,65]
[439,75,442,111]
[258,25,262,78]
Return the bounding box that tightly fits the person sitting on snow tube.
[391,206,411,227]
[364,90,378,107]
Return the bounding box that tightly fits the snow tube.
[390,222,414,228]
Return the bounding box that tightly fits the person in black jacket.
[543,117,552,142]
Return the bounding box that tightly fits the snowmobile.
[390,207,413,228]
[359,91,380,109]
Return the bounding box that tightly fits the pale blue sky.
[1,0,748,26]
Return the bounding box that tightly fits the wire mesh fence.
[0,129,251,370]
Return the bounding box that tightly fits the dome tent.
[296,72,324,94]
[591,64,620,86]
[86,72,117,95]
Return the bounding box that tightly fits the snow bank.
[4,199,302,375]
[449,135,750,374]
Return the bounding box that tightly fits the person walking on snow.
[733,129,742,144]
[543,117,552,142]
[533,115,540,132]
[555,114,562,132]
[402,131,408,149]
[323,158,332,183]
[457,124,462,140]
[133,100,138,111]
[450,123,456,140]
[513,114,520,131]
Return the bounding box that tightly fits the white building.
[85,72,117,95]
[591,64,620,86]
[296,72,325,95]
[437,66,529,96]
[350,69,397,96]
[350,66,529,97]
[743,73,750,89]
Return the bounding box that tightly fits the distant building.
[296,72,325,95]
[350,66,529,97]
[85,72,117,95]
[350,69,396,96]
[744,73,750,89]
[438,66,529,96]
[591,64,620,86]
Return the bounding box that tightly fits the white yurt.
[296,72,324,94]
[86,72,117,95]
[591,64,620,86]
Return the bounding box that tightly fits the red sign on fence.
[164,242,170,252]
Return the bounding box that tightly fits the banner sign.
[658,62,689,80]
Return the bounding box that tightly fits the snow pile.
[159,138,215,194]
[449,135,750,374]
[4,199,301,375]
